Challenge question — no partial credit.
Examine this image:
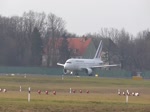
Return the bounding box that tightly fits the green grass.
[0,75,149,112]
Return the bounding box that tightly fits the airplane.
[57,40,120,76]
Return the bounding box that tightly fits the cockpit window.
[66,62,71,64]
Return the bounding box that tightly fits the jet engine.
[85,68,93,76]
[63,69,70,74]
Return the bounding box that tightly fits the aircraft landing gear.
[74,72,79,76]
[88,74,93,76]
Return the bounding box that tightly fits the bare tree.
[46,13,66,67]
[0,11,46,66]
[134,30,150,70]
[20,11,46,65]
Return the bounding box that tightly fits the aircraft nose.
[64,63,68,69]
[64,63,72,70]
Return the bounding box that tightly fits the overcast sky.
[0,0,150,36]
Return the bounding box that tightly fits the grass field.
[0,74,150,112]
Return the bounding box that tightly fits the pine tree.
[31,27,43,66]
[59,35,70,63]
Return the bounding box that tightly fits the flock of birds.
[0,88,7,92]
[118,89,140,96]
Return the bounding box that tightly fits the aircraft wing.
[57,63,65,67]
[91,64,121,68]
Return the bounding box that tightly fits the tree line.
[0,11,75,66]
[85,28,150,71]
[0,10,150,71]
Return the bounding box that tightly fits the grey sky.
[0,0,150,36]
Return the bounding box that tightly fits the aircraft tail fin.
[94,40,103,59]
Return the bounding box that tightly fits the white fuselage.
[64,58,103,71]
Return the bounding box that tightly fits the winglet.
[94,40,103,59]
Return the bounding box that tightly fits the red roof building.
[42,37,92,66]
[67,38,92,57]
